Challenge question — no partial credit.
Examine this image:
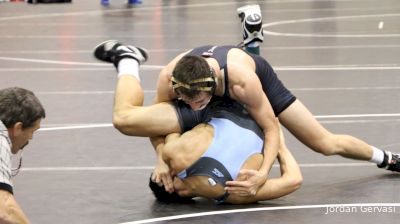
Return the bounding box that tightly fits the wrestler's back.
[164,124,263,202]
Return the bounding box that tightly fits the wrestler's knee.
[112,111,122,124]
[311,134,343,156]
[112,116,129,135]
[112,113,138,135]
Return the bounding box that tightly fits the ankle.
[117,58,140,81]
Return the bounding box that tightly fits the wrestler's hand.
[151,160,174,193]
[224,169,266,196]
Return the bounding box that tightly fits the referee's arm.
[0,188,30,224]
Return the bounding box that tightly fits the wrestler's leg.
[279,100,400,171]
[93,40,181,137]
[113,75,181,137]
[279,99,374,160]
[237,4,263,55]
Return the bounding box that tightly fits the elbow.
[288,173,303,192]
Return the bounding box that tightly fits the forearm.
[0,191,30,224]
[244,91,280,178]
[254,176,299,202]
[256,146,303,201]
[277,145,302,183]
[149,121,184,155]
[227,175,298,204]
[259,121,280,177]
[150,136,167,164]
[238,149,302,203]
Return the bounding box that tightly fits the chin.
[11,148,20,154]
[12,142,28,154]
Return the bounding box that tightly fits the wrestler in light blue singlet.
[177,117,263,183]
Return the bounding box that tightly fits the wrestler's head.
[148,176,194,204]
[172,55,215,111]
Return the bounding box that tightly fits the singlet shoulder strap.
[187,45,238,98]
[187,45,215,56]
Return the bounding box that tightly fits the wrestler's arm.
[162,132,196,197]
[225,64,280,195]
[158,128,211,195]
[151,132,183,193]
[228,145,302,204]
[149,52,190,190]
[0,190,30,224]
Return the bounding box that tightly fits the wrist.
[258,167,270,180]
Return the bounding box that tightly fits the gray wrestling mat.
[0,0,399,223]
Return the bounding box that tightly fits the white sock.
[369,146,385,165]
[246,41,260,48]
[117,58,140,81]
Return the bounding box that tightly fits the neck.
[214,73,225,96]
[206,58,224,96]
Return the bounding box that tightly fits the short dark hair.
[172,55,216,100]
[0,87,46,129]
[148,176,194,204]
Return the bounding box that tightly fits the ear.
[9,122,24,138]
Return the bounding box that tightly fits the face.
[178,92,212,111]
[9,119,41,154]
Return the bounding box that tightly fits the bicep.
[232,75,276,130]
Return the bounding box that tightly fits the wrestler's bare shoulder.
[227,48,256,74]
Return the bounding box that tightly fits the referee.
[0,87,45,224]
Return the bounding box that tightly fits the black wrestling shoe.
[93,40,148,67]
[378,151,400,172]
